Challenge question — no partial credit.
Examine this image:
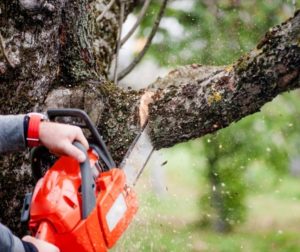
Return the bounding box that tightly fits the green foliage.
[116,173,300,251]
[199,90,300,231]
[139,0,297,66]
[201,134,247,232]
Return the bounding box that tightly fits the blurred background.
[112,0,300,251]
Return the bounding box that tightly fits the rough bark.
[148,11,300,148]
[0,0,299,235]
[0,0,140,235]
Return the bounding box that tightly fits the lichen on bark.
[96,82,143,163]
[0,0,141,235]
[148,10,300,148]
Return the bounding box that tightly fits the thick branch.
[148,11,300,149]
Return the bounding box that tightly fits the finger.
[74,128,89,150]
[62,142,86,163]
[22,235,33,242]
[22,236,60,252]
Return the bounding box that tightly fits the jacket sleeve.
[0,223,25,252]
[0,115,26,153]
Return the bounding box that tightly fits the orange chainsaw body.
[29,149,138,252]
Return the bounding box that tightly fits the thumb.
[63,142,87,163]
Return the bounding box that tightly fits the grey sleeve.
[0,223,25,252]
[0,115,26,153]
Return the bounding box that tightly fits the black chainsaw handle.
[47,108,116,169]
[73,141,96,219]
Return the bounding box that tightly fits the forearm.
[0,115,26,153]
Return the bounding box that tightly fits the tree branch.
[120,0,151,46]
[148,10,300,149]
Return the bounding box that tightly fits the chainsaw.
[20,108,154,252]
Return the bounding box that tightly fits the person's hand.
[39,122,89,162]
[22,236,60,252]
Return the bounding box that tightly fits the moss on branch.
[148,10,300,149]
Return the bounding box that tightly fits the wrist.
[24,113,47,148]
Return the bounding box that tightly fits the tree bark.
[0,0,299,235]
[148,11,300,148]
[0,0,140,234]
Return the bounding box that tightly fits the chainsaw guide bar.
[120,123,154,187]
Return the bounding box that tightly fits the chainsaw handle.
[47,108,116,169]
[73,141,96,219]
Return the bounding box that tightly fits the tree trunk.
[0,0,299,235]
[0,0,140,235]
